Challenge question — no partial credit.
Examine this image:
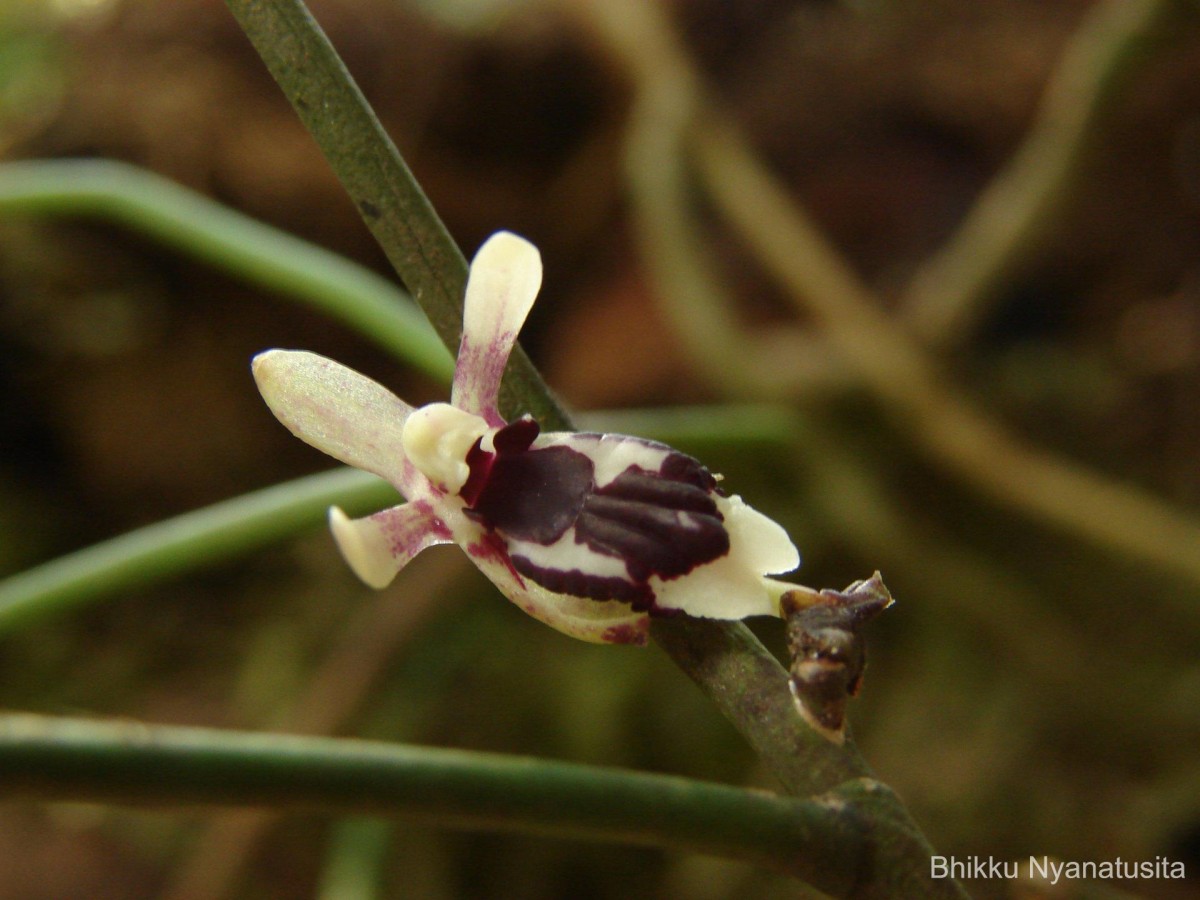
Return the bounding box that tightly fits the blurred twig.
[0,160,453,382]
[578,403,799,450]
[573,0,1200,590]
[614,6,779,400]
[597,0,848,401]
[901,0,1180,349]
[696,121,1200,589]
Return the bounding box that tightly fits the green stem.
[650,616,870,796]
[0,159,452,382]
[0,468,394,637]
[0,712,865,895]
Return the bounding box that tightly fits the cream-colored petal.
[451,232,542,424]
[329,503,452,589]
[253,350,415,489]
[720,494,800,575]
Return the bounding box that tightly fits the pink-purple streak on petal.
[375,501,452,558]
[452,335,512,427]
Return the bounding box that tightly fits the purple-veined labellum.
[458,415,731,613]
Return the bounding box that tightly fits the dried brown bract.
[782,572,894,744]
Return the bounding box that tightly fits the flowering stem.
[211,2,965,894]
[0,468,394,637]
[0,712,868,895]
[0,160,452,383]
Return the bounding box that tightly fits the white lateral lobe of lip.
[451,232,543,420]
[253,349,416,487]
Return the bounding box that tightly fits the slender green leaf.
[0,159,453,381]
[0,468,394,637]
[0,712,864,895]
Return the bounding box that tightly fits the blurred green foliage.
[1,0,1199,897]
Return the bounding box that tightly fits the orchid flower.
[252,232,799,645]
